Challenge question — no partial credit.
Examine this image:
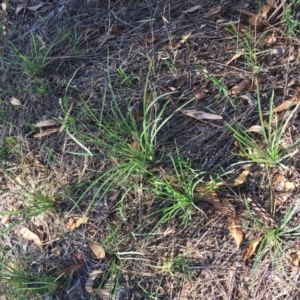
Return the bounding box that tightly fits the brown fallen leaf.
[181,109,223,120]
[30,219,44,242]
[267,0,277,9]
[1,214,10,225]
[10,97,22,106]
[229,165,251,187]
[273,99,299,113]
[75,217,88,228]
[89,243,106,259]
[1,2,7,13]
[291,252,300,267]
[55,262,85,277]
[194,183,235,216]
[245,237,262,259]
[35,119,59,128]
[33,127,60,138]
[285,181,295,190]
[19,227,42,247]
[86,270,104,294]
[27,3,44,11]
[66,217,89,230]
[246,125,263,135]
[246,197,277,228]
[182,5,201,13]
[205,5,223,18]
[228,217,243,248]
[229,78,252,95]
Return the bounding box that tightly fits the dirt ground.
[1,0,300,299]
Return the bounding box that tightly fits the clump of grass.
[243,197,300,297]
[64,57,195,216]
[147,153,205,225]
[227,87,299,167]
[0,258,60,298]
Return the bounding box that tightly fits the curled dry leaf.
[230,78,252,95]
[229,165,251,187]
[35,119,59,128]
[19,227,42,247]
[89,243,106,259]
[10,97,22,106]
[194,183,235,216]
[273,99,299,113]
[66,217,89,230]
[246,125,263,135]
[291,252,300,267]
[55,262,85,277]
[33,127,60,138]
[245,237,262,259]
[75,216,88,227]
[181,109,223,120]
[228,217,243,248]
[86,270,104,294]
[86,270,112,299]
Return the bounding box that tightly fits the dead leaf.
[66,217,88,230]
[129,131,141,151]
[1,214,10,225]
[228,217,243,248]
[19,227,42,247]
[27,3,44,11]
[182,5,201,13]
[86,270,104,294]
[30,219,44,242]
[221,199,236,216]
[205,5,223,18]
[245,237,262,259]
[230,78,252,95]
[16,4,25,15]
[75,216,88,227]
[291,252,300,267]
[55,262,85,277]
[181,109,223,120]
[229,165,251,187]
[195,90,205,100]
[1,2,7,13]
[267,32,277,44]
[10,97,22,106]
[226,52,243,65]
[273,99,299,113]
[285,182,295,190]
[66,217,76,230]
[261,4,271,19]
[33,127,60,138]
[194,183,235,216]
[84,27,98,34]
[246,125,263,135]
[272,173,283,186]
[35,119,59,128]
[267,0,277,9]
[89,243,106,259]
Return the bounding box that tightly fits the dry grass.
[0,0,300,299]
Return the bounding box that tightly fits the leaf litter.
[2,0,300,298]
